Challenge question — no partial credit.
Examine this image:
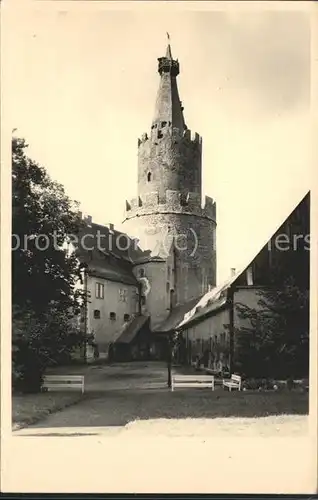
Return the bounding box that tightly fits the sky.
[3,1,312,283]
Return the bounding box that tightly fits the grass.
[11,361,309,431]
[12,392,85,430]
[33,388,308,430]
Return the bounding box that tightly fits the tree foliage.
[12,136,83,313]
[233,207,310,381]
[235,276,309,379]
[12,136,85,392]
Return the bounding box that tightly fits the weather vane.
[166,32,170,41]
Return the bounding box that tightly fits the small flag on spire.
[167,32,170,41]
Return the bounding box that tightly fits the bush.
[12,307,85,393]
[243,378,276,391]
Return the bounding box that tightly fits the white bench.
[223,374,241,391]
[42,375,85,393]
[172,374,215,392]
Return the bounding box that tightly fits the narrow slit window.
[147,172,152,182]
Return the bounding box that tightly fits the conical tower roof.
[152,36,186,132]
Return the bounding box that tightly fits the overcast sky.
[4,1,312,283]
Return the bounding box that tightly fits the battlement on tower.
[202,195,216,220]
[137,127,202,151]
[182,128,202,146]
[124,190,216,222]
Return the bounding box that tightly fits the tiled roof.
[177,275,238,329]
[88,263,137,286]
[115,315,150,344]
[153,297,203,333]
[77,222,135,261]
[177,191,310,330]
[76,221,139,286]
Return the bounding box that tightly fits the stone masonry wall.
[125,191,216,221]
[137,127,202,201]
[123,210,216,306]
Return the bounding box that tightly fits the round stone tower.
[123,39,216,311]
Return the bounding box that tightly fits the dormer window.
[147,172,152,182]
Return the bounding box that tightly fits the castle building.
[173,192,310,375]
[123,40,217,330]
[76,41,309,370]
[77,40,217,360]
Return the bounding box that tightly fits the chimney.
[230,268,236,277]
[107,223,114,235]
[85,215,92,227]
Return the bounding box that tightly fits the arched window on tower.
[147,172,152,182]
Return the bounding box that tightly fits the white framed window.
[246,266,254,286]
[95,282,104,299]
[119,288,128,303]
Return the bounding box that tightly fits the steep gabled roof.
[88,262,137,286]
[76,220,139,286]
[177,191,310,330]
[153,297,203,333]
[115,315,150,344]
[177,274,237,329]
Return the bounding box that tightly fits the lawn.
[91,388,309,423]
[11,360,309,431]
[23,386,308,431]
[12,392,85,429]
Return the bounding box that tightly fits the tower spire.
[152,36,186,132]
[166,32,172,59]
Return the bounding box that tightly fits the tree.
[12,136,85,392]
[12,136,83,313]
[234,277,309,379]
[232,213,310,381]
